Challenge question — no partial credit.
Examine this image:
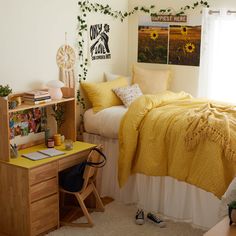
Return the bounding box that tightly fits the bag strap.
[86,147,107,168]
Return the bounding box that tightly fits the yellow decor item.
[81,77,128,112]
[132,65,171,94]
[53,134,62,146]
[118,91,236,198]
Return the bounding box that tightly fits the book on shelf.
[23,93,50,98]
[23,96,51,101]
[24,89,49,96]
[23,98,52,105]
[22,148,65,161]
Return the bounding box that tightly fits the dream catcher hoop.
[56,35,76,97]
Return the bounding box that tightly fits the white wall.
[0,0,128,93]
[2,0,236,97]
[128,0,236,96]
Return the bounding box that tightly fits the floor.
[60,196,113,223]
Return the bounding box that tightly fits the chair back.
[80,145,103,192]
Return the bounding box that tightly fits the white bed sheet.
[84,106,127,139]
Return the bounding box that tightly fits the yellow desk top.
[5,141,96,169]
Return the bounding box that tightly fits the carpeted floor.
[47,201,205,236]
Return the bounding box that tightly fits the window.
[199,9,236,103]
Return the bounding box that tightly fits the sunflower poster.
[138,17,168,64]
[168,25,201,66]
[137,17,202,66]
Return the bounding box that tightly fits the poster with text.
[89,23,111,61]
[168,25,201,66]
[138,18,168,64]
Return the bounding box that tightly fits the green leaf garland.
[77,0,210,108]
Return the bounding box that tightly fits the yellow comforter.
[118,91,236,198]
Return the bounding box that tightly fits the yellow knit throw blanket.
[118,91,236,198]
[185,102,236,161]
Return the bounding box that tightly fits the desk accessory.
[47,80,64,100]
[65,139,73,150]
[47,138,55,148]
[10,144,18,158]
[54,134,62,146]
[22,148,65,160]
[44,128,51,145]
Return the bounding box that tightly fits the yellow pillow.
[81,77,128,112]
[132,65,171,94]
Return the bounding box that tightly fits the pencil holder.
[10,145,18,158]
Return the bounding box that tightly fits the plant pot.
[1,96,8,100]
[229,207,236,225]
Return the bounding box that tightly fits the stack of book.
[23,90,52,105]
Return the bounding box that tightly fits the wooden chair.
[59,145,105,227]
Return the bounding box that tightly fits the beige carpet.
[47,201,205,236]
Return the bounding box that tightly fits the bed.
[81,67,236,230]
[83,98,236,230]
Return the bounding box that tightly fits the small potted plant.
[0,84,12,99]
[51,103,65,133]
[228,200,236,225]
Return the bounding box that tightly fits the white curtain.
[199,9,236,103]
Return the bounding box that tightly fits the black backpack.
[59,147,106,192]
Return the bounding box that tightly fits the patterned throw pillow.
[113,84,143,107]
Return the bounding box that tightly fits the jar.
[47,138,55,148]
[53,134,62,146]
[65,139,73,150]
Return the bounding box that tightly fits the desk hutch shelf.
[0,95,76,162]
[0,93,97,236]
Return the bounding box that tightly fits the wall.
[1,0,236,97]
[0,0,128,93]
[0,0,128,144]
[128,0,236,96]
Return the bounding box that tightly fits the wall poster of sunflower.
[168,25,201,66]
[138,17,168,64]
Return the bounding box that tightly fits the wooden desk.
[204,216,236,236]
[0,141,96,236]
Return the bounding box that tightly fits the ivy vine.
[77,0,210,108]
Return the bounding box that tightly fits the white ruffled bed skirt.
[83,132,227,229]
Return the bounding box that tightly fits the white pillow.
[113,84,143,107]
[104,72,131,85]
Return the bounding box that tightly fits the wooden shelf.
[8,97,75,113]
[0,95,76,162]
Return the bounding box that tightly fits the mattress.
[84,106,127,139]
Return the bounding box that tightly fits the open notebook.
[22,148,65,161]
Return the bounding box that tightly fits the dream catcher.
[56,34,76,97]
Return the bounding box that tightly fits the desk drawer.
[58,150,90,171]
[30,162,57,185]
[31,194,58,236]
[30,177,58,203]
